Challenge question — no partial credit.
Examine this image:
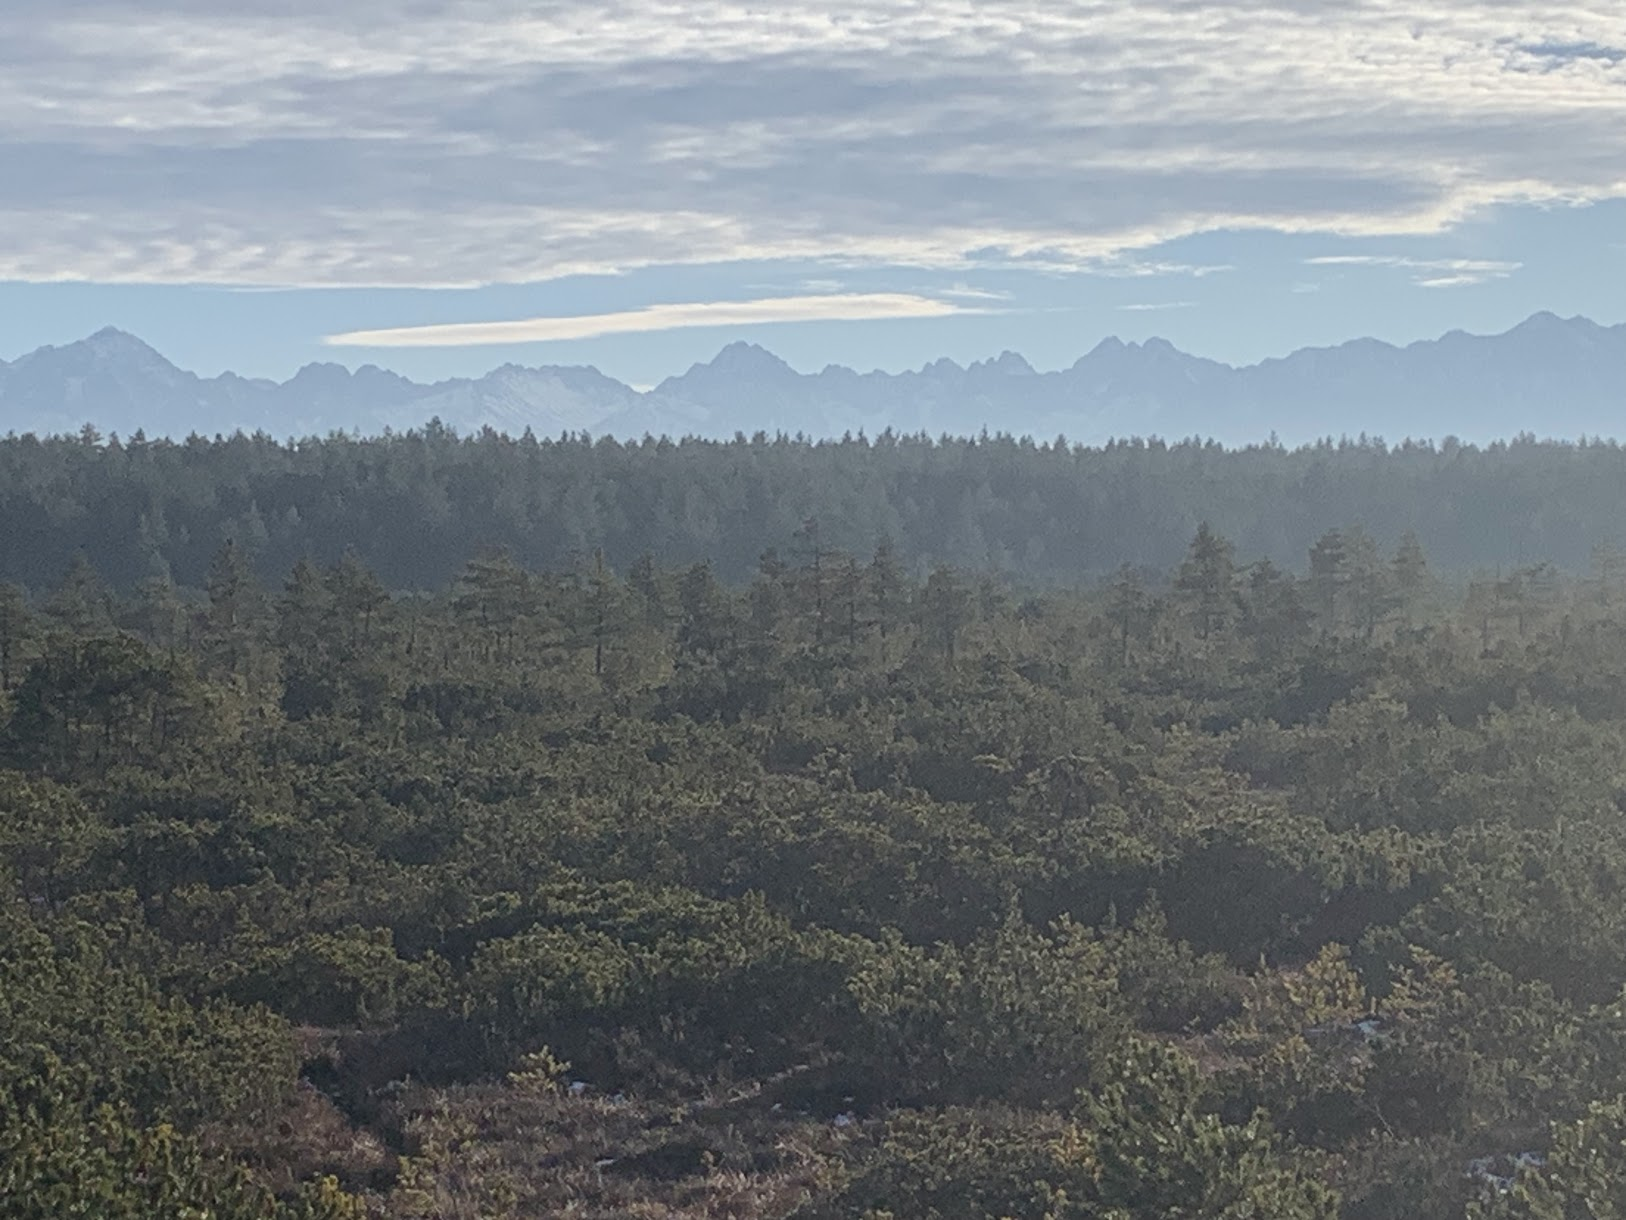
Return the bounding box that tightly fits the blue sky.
[2,0,1622,387]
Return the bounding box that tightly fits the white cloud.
[323,292,976,346]
[1089,260,1235,279]
[1414,274,1498,288]
[0,0,1621,286]
[1117,301,1196,312]
[939,283,1014,302]
[1303,254,1523,286]
[1304,256,1521,271]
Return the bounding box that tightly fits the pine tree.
[206,539,257,633]
[1344,527,1392,641]
[45,555,111,636]
[676,561,734,661]
[455,547,530,661]
[1308,529,1348,637]
[0,584,34,692]
[919,565,973,666]
[1239,559,1310,655]
[749,548,789,644]
[836,553,863,650]
[626,553,668,629]
[585,548,621,677]
[794,517,830,647]
[200,539,266,680]
[277,558,331,656]
[327,549,390,653]
[868,537,908,663]
[1106,564,1147,665]
[1174,522,1235,641]
[1392,530,1430,626]
[128,574,188,661]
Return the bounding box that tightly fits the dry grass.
[368,1078,857,1218]
[230,1033,866,1218]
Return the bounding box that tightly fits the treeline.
[8,526,1626,1216]
[10,516,1624,700]
[3,426,1625,593]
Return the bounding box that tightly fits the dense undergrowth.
[5,524,1626,1217]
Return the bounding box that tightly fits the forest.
[3,426,1626,592]
[7,429,1626,1216]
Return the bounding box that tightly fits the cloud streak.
[324,292,976,347]
[0,0,1621,286]
[1304,254,1523,287]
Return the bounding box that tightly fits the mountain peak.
[80,326,166,361]
[8,326,182,379]
[980,351,1035,375]
[702,341,796,377]
[289,361,354,381]
[715,340,789,363]
[1510,310,1587,336]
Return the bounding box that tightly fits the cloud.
[939,283,1014,302]
[1414,274,1501,289]
[1304,256,1520,271]
[1117,301,1196,312]
[1304,254,1522,286]
[1089,260,1235,279]
[0,0,1622,286]
[324,292,976,347]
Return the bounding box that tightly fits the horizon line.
[2,310,1611,389]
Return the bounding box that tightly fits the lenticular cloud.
[1,0,1621,285]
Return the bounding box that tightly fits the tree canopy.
[5,501,1626,1216]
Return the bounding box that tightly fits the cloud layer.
[2,0,1622,286]
[325,292,974,346]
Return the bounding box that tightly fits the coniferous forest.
[4,428,1626,591]
[7,429,1626,1217]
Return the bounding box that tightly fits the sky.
[1,0,1622,387]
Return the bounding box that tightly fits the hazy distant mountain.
[1,314,1620,445]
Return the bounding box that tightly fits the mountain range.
[1,313,1620,446]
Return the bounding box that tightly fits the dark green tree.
[0,583,35,692]
[1392,530,1430,626]
[1238,558,1310,654]
[45,556,111,636]
[868,536,909,662]
[1107,563,1148,665]
[918,565,973,666]
[327,548,390,652]
[1309,528,1348,636]
[1175,522,1235,641]
[1345,526,1393,640]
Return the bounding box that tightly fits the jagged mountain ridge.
[1,313,1620,445]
